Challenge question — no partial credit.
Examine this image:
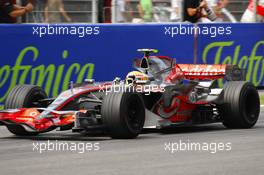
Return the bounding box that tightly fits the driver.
[125,71,149,85]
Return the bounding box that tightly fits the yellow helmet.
[125,71,149,85]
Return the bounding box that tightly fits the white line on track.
[261,105,264,107]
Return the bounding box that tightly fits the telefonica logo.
[0,46,94,106]
[202,41,264,87]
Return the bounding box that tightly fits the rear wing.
[177,64,245,81]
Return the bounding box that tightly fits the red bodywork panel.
[154,56,227,122]
[177,64,226,80]
[0,108,75,132]
[153,96,197,122]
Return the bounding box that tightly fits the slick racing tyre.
[4,85,47,136]
[101,91,145,139]
[5,85,47,109]
[222,81,260,129]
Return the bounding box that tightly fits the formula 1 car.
[0,49,260,139]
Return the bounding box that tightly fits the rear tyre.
[101,92,145,139]
[4,85,47,136]
[222,81,260,129]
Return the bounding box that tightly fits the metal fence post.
[253,0,258,22]
[111,0,117,23]
[92,0,98,23]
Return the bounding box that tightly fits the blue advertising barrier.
[0,24,195,108]
[197,23,264,87]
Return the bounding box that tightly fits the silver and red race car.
[0,49,260,139]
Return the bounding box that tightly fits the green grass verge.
[261,95,264,105]
[0,105,3,110]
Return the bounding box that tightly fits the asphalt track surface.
[0,108,263,175]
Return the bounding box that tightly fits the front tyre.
[101,92,145,139]
[222,81,260,128]
[5,85,47,109]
